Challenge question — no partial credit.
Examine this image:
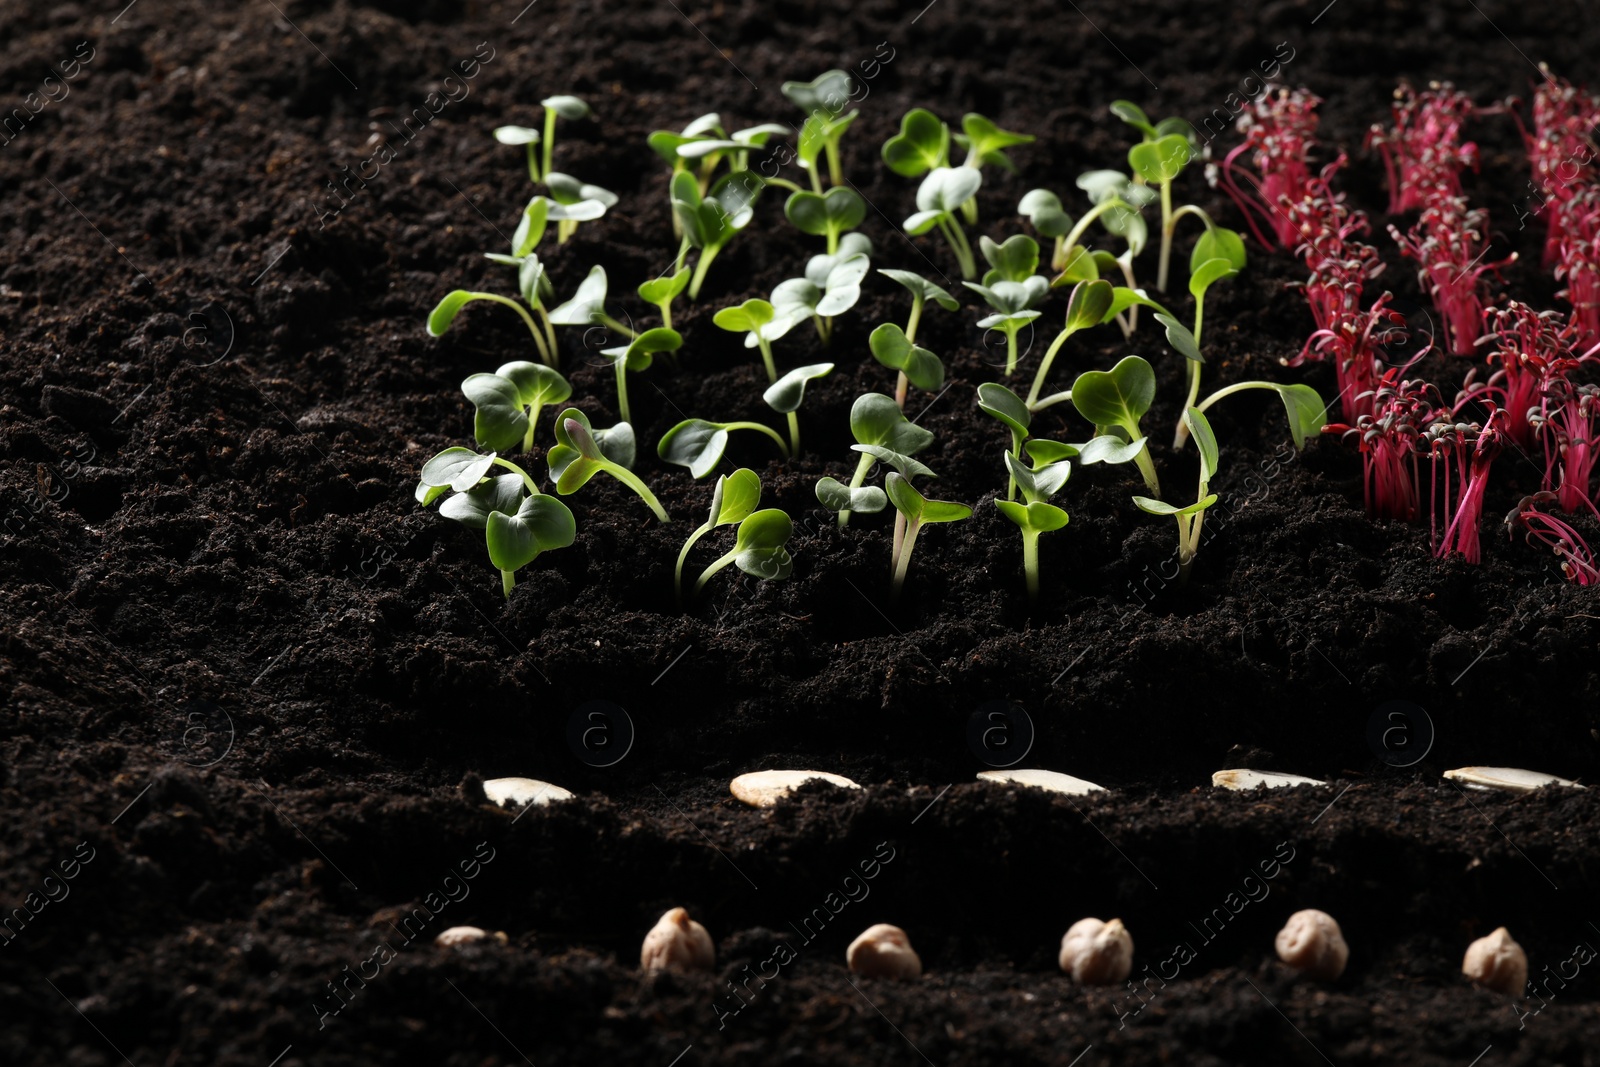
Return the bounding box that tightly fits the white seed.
[846,923,922,980]
[1443,767,1584,794]
[1275,909,1348,981]
[434,925,506,947]
[1058,917,1134,985]
[1463,927,1527,996]
[483,777,574,808]
[977,768,1106,796]
[640,907,715,973]
[729,770,861,808]
[1213,769,1327,791]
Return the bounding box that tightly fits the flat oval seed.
[1463,927,1527,996]
[435,926,506,947]
[641,907,715,973]
[1213,769,1327,791]
[978,768,1106,796]
[847,923,922,980]
[1058,917,1134,984]
[1443,767,1584,794]
[483,777,575,808]
[1275,909,1348,981]
[729,770,861,808]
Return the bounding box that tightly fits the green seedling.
[416,448,576,597]
[659,417,789,478]
[1134,407,1218,582]
[764,362,834,454]
[692,506,795,598]
[493,95,591,184]
[1028,279,1115,411]
[770,233,872,344]
[674,467,763,602]
[430,249,558,368]
[977,382,1032,500]
[783,70,859,190]
[672,170,764,299]
[1070,354,1161,497]
[544,172,617,243]
[883,108,1032,223]
[965,278,1046,377]
[712,298,793,385]
[493,124,543,184]
[884,472,971,602]
[995,449,1072,602]
[546,408,670,522]
[548,265,639,341]
[784,186,867,253]
[876,269,957,407]
[461,361,572,453]
[598,327,682,424]
[1116,102,1219,294]
[822,393,935,527]
[904,166,982,279]
[637,267,691,330]
[650,115,790,192]
[1018,185,1144,301]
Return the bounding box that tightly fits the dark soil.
[1,0,1598,1063]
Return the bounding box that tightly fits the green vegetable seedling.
[497,94,589,183]
[785,186,867,254]
[416,447,576,598]
[461,361,572,453]
[783,70,859,191]
[770,233,872,345]
[638,267,691,330]
[903,167,982,279]
[546,408,670,522]
[1070,354,1161,497]
[995,449,1072,602]
[543,171,617,243]
[658,417,789,478]
[1133,408,1219,583]
[548,265,639,341]
[675,467,762,602]
[764,363,834,454]
[672,170,764,298]
[1027,279,1115,410]
[884,472,971,602]
[875,269,957,407]
[977,382,1035,500]
[820,393,935,527]
[651,114,790,194]
[430,245,559,368]
[882,108,1032,223]
[966,236,1047,375]
[598,327,682,424]
[691,506,794,598]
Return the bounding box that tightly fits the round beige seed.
[729,770,862,808]
[1463,927,1527,996]
[1058,917,1134,984]
[434,926,506,947]
[1275,909,1348,981]
[640,907,715,973]
[846,923,922,980]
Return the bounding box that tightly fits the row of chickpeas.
[631,907,1531,995]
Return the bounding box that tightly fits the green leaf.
[1276,383,1328,450]
[1065,279,1116,332]
[1070,356,1156,431]
[545,172,619,209]
[658,419,730,479]
[785,187,866,237]
[977,382,1032,437]
[782,70,855,116]
[513,196,550,257]
[1054,245,1100,285]
[1155,312,1203,362]
[1153,116,1198,143]
[713,298,775,334]
[427,291,475,336]
[1074,434,1147,466]
[882,108,949,178]
[980,234,1040,283]
[1017,188,1073,238]
[797,109,857,172]
[542,95,591,119]
[849,393,935,454]
[515,255,547,308]
[1192,227,1248,273]
[764,363,834,413]
[494,125,540,145]
[966,278,1046,315]
[638,267,691,306]
[995,498,1069,533]
[715,469,762,525]
[733,508,794,553]
[439,473,525,530]
[1005,451,1070,503]
[486,493,577,572]
[852,444,936,479]
[1128,134,1191,184]
[1186,408,1220,483]
[816,477,888,514]
[553,408,634,468]
[959,113,1035,170]
[915,166,982,214]
[1189,257,1238,302]
[416,481,448,506]
[547,265,610,326]
[1109,100,1156,138]
[879,269,960,311]
[1024,440,1080,464]
[602,327,682,372]
[420,447,497,492]
[497,361,572,407]
[886,473,970,523]
[1133,494,1217,517]
[868,323,945,391]
[462,373,530,453]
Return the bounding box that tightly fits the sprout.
[430,246,559,368]
[885,472,971,601]
[416,448,576,597]
[691,507,794,598]
[1027,279,1115,410]
[674,468,761,602]
[996,449,1071,602]
[672,170,764,298]
[1275,909,1349,983]
[658,418,788,478]
[1070,354,1160,497]
[876,269,958,406]
[598,327,683,424]
[713,298,791,385]
[903,166,982,279]
[546,408,670,523]
[770,233,872,345]
[763,363,834,454]
[543,171,617,243]
[461,361,572,453]
[637,267,691,330]
[1058,918,1134,985]
[883,108,1031,223]
[547,264,639,342]
[1133,408,1218,582]
[538,94,590,180]
[822,393,935,527]
[650,114,789,194]
[784,186,867,254]
[782,70,859,190]
[493,124,542,184]
[965,277,1046,378]
[976,382,1032,500]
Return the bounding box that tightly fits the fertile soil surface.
[3,0,1599,1063]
